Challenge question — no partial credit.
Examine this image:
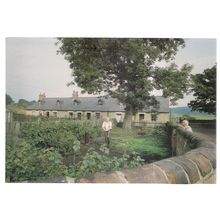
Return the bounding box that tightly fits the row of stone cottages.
[26,91,170,125]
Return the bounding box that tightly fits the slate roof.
[27,96,169,113]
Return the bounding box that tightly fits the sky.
[6,38,216,106]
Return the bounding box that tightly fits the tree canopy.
[57,38,192,128]
[18,99,36,107]
[6,94,14,105]
[188,65,216,115]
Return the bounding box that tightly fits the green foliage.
[6,97,36,114]
[20,120,101,154]
[17,99,36,108]
[6,120,103,182]
[153,63,193,104]
[165,121,177,127]
[6,94,14,105]
[57,120,102,144]
[182,114,196,121]
[6,120,171,181]
[189,65,216,114]
[6,138,67,182]
[68,146,144,178]
[6,104,26,114]
[36,148,67,178]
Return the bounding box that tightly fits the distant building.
[26,91,170,125]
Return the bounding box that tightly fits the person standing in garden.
[102,117,112,145]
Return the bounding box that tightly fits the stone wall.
[171,127,202,156]
[62,126,216,184]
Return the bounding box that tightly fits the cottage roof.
[27,96,169,112]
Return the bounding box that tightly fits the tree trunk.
[123,110,133,129]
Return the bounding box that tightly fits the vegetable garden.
[6,119,171,182]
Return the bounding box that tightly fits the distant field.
[171,114,216,120]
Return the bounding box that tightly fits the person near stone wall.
[179,119,193,132]
[102,117,112,145]
[178,117,186,128]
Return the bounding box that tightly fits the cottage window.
[151,99,160,109]
[53,112,57,117]
[98,99,103,105]
[151,113,157,121]
[96,112,100,119]
[56,99,63,107]
[77,112,82,120]
[73,99,78,106]
[69,112,73,118]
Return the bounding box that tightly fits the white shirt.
[102,121,112,131]
[185,126,193,132]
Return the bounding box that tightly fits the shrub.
[58,120,102,144]
[20,120,101,155]
[67,146,144,178]
[6,138,67,182]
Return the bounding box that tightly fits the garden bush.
[20,120,102,155]
[67,146,144,178]
[6,137,67,182]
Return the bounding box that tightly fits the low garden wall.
[58,126,216,184]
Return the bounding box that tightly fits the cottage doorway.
[87,112,91,120]
[115,113,122,123]
[139,113,144,121]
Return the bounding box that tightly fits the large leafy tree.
[6,94,14,105]
[57,38,192,128]
[188,65,216,114]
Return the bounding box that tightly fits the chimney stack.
[38,93,46,102]
[72,90,79,99]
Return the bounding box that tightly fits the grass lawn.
[109,127,170,162]
[66,127,171,166]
